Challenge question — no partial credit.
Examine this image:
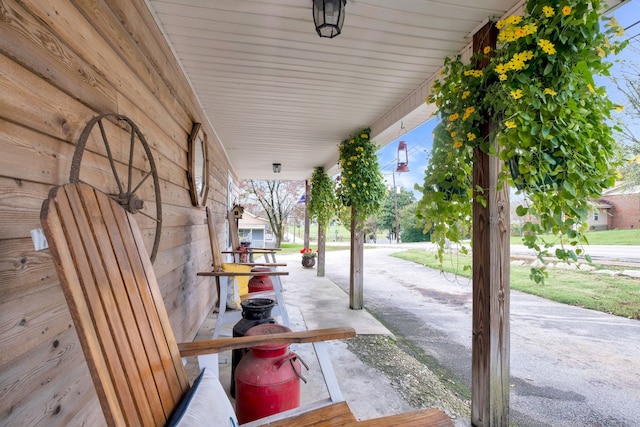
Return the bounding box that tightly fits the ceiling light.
[313,0,346,38]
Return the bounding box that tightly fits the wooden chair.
[202,206,290,337]
[41,182,453,427]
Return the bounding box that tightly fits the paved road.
[323,247,640,426]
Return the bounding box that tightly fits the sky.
[377,0,640,196]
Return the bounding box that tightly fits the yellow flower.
[464,69,483,78]
[360,133,368,138]
[483,46,491,54]
[467,132,477,141]
[538,39,556,55]
[499,73,507,81]
[544,88,557,96]
[451,131,457,137]
[363,182,368,186]
[510,89,523,99]
[505,121,517,129]
[587,84,595,93]
[351,183,356,187]
[542,6,555,18]
[462,91,470,99]
[508,15,523,25]
[453,141,463,148]
[495,63,507,74]
[596,47,606,58]
[615,105,624,113]
[463,106,476,120]
[562,6,571,15]
[449,113,459,121]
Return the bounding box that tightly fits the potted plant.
[300,248,317,268]
[418,0,627,282]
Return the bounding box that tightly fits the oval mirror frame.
[187,122,209,207]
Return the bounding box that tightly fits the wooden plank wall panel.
[0,0,118,116]
[0,0,232,424]
[0,327,105,426]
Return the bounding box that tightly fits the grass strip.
[392,249,640,320]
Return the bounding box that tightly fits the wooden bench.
[41,182,453,426]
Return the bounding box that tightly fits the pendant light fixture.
[313,0,346,38]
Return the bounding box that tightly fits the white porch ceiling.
[144,0,529,180]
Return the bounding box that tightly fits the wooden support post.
[317,223,326,277]
[471,22,511,426]
[349,205,364,309]
[304,180,310,249]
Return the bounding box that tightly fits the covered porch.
[0,0,626,425]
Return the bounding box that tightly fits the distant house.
[587,200,612,231]
[598,183,640,230]
[238,212,272,248]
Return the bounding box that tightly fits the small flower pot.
[301,256,316,269]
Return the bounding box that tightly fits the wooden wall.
[0,0,234,425]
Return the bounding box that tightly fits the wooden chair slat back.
[206,206,225,271]
[227,209,241,250]
[41,183,190,427]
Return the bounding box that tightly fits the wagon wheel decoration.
[69,114,162,263]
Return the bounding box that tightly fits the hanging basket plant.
[337,128,386,222]
[419,0,627,282]
[308,166,337,228]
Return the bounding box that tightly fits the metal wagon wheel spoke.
[70,113,162,263]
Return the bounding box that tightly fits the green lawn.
[393,249,640,320]
[510,228,640,245]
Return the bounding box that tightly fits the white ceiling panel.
[144,0,536,180]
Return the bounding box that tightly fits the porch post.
[471,22,510,426]
[317,223,326,276]
[304,179,310,249]
[349,205,364,309]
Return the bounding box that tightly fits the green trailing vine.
[337,128,386,222]
[309,166,337,228]
[417,0,627,282]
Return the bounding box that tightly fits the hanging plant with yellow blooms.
[417,0,627,282]
[337,128,386,223]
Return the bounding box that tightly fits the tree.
[610,40,640,184]
[379,186,416,241]
[240,180,305,247]
[399,202,431,243]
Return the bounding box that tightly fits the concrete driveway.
[322,245,640,426]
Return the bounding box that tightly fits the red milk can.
[235,324,305,424]
[248,266,274,292]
